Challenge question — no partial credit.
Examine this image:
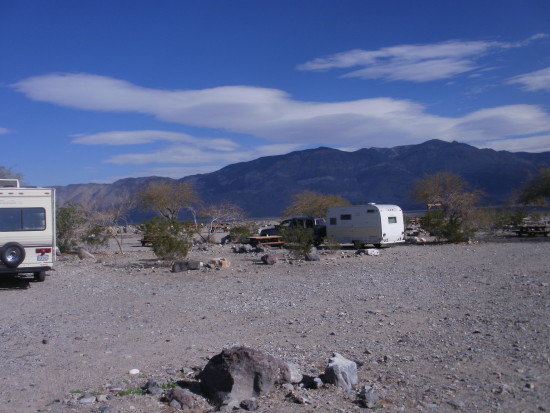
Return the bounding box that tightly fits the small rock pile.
[62,346,380,411]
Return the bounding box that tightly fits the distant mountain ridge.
[55,139,550,219]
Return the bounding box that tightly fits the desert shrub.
[140,217,194,261]
[474,207,529,231]
[420,209,475,242]
[281,226,314,259]
[323,235,341,254]
[229,223,257,244]
[56,203,86,252]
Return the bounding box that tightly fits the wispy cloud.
[12,72,550,151]
[297,34,548,82]
[508,66,550,92]
[105,142,302,165]
[479,135,550,152]
[0,127,9,134]
[72,130,238,151]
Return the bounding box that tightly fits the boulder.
[77,247,95,260]
[357,385,379,408]
[166,387,195,409]
[233,244,255,253]
[261,253,278,265]
[171,260,202,272]
[199,346,291,405]
[210,257,231,268]
[305,247,320,261]
[323,353,358,392]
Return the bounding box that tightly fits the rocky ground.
[0,233,549,413]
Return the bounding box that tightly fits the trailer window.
[0,208,46,231]
[388,216,397,224]
[367,209,376,213]
[329,217,337,225]
[340,214,352,220]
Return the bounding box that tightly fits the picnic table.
[515,224,549,237]
[248,235,284,247]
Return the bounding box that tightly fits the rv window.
[340,214,351,220]
[329,217,337,225]
[0,208,46,231]
[367,209,376,213]
[388,216,397,224]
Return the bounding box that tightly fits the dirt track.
[0,234,549,412]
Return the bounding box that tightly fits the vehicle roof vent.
[0,179,20,188]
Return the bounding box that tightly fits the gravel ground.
[0,234,549,413]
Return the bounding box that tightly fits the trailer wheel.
[0,242,26,268]
[34,271,46,282]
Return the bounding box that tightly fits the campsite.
[0,228,548,412]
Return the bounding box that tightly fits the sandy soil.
[0,233,548,412]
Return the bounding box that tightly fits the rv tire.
[34,271,46,282]
[1,242,26,268]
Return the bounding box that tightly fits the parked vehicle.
[326,203,405,247]
[0,179,56,281]
[259,216,327,243]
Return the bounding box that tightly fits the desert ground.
[0,232,548,413]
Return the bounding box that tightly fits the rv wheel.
[34,271,46,282]
[1,242,26,268]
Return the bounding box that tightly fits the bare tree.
[518,168,550,205]
[0,166,23,180]
[137,181,201,222]
[87,197,135,253]
[200,202,245,242]
[283,190,350,218]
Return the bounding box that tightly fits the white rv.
[326,203,405,247]
[0,179,56,281]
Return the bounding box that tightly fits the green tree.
[518,168,550,205]
[411,172,481,242]
[283,190,350,218]
[137,181,201,222]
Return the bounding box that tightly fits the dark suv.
[260,216,327,243]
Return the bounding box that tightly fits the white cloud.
[297,35,548,82]
[508,67,550,92]
[72,130,238,151]
[12,73,550,150]
[106,142,302,166]
[0,127,9,134]
[479,135,550,152]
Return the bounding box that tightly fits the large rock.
[305,247,320,261]
[77,247,95,260]
[199,346,292,405]
[210,257,231,268]
[323,353,358,392]
[171,260,202,272]
[261,253,278,265]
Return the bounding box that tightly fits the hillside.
[55,139,550,219]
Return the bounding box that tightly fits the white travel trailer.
[0,179,56,281]
[326,203,405,247]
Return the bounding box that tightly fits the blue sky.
[1,0,550,186]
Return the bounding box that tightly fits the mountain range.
[55,139,550,219]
